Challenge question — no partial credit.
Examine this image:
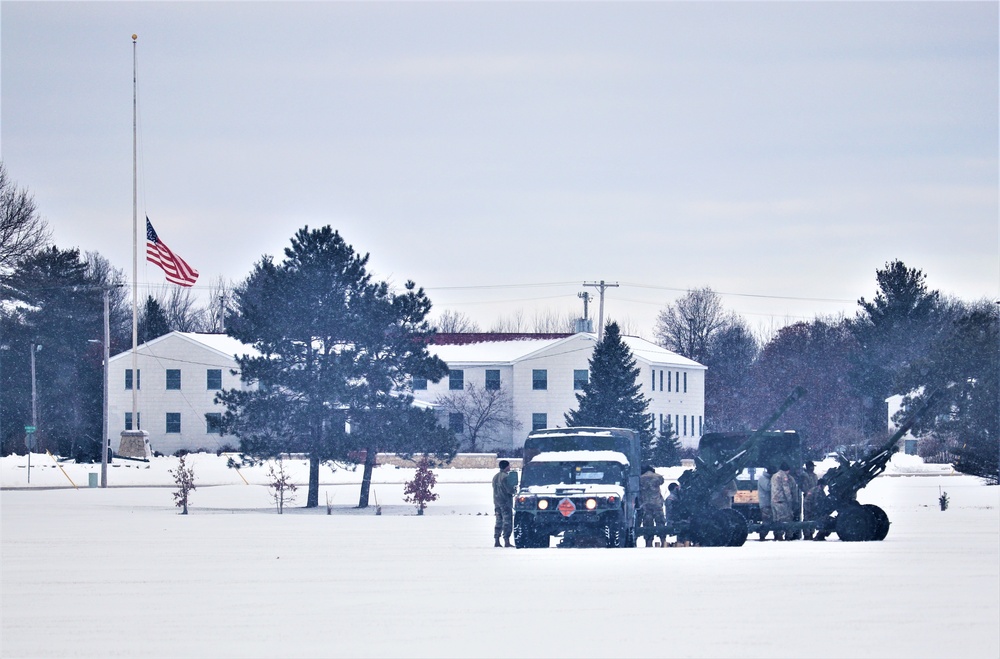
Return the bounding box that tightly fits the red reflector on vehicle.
[558,498,576,517]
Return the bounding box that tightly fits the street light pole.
[29,342,41,483]
[101,290,110,487]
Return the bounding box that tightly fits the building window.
[166,413,181,434]
[532,369,547,390]
[412,376,428,390]
[449,370,464,391]
[166,369,181,390]
[485,370,501,391]
[683,415,688,436]
[125,369,140,390]
[573,369,588,390]
[659,370,663,391]
[675,415,680,436]
[449,412,464,434]
[206,413,223,434]
[124,412,141,430]
[532,413,547,432]
[675,372,680,392]
[683,372,688,393]
[207,369,222,390]
[698,416,703,436]
[651,369,655,390]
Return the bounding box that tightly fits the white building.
[108,332,256,456]
[413,332,706,452]
[108,330,706,456]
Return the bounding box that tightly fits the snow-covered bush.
[170,455,196,515]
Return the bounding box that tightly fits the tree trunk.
[306,454,320,508]
[358,444,377,508]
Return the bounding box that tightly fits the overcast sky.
[2,1,997,338]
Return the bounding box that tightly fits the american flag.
[146,217,199,287]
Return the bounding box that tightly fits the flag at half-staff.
[146,216,199,286]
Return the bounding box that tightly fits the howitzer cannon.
[820,390,943,542]
[664,387,807,546]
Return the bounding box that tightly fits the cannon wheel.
[864,504,891,541]
[836,504,876,542]
[692,511,730,547]
[722,508,749,547]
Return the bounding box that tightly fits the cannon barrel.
[672,387,806,545]
[827,389,942,504]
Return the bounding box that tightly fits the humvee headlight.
[585,498,598,510]
[537,499,549,510]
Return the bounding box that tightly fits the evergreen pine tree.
[565,322,653,440]
[649,417,683,467]
[138,296,171,343]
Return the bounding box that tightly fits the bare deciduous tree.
[654,287,732,363]
[153,285,207,332]
[0,162,51,275]
[434,383,521,452]
[435,309,481,333]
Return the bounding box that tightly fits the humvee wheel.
[604,520,625,548]
[721,508,749,546]
[836,504,876,541]
[864,504,890,541]
[514,514,539,548]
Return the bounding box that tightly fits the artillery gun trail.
[665,386,807,547]
[821,390,942,542]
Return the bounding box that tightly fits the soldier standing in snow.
[770,462,798,540]
[757,466,775,541]
[492,460,516,547]
[639,466,666,547]
[797,461,819,539]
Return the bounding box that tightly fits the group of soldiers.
[757,460,832,540]
[637,460,835,546]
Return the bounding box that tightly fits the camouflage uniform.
[804,483,835,540]
[757,470,773,540]
[796,467,819,539]
[492,468,517,546]
[770,468,798,537]
[639,470,666,546]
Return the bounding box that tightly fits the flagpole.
[131,34,138,426]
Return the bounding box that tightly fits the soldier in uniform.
[492,460,516,547]
[770,462,798,540]
[639,466,666,547]
[804,477,835,541]
[797,461,819,539]
[757,466,775,540]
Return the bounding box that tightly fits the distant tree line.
[654,264,998,483]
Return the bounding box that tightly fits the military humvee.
[513,427,641,548]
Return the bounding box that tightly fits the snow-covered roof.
[429,332,704,368]
[109,331,260,362]
[530,450,630,464]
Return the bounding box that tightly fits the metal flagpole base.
[119,430,151,459]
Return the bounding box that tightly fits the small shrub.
[169,455,196,515]
[403,457,439,515]
[267,459,297,514]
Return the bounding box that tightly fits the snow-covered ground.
[2,453,997,658]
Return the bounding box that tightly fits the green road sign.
[25,425,36,433]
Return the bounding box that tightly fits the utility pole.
[583,280,619,341]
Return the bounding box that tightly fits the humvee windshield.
[521,461,625,487]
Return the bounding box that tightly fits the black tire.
[864,504,891,541]
[514,513,537,549]
[836,504,876,542]
[692,511,730,547]
[721,508,749,547]
[605,521,624,548]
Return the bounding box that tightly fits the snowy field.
[2,453,998,659]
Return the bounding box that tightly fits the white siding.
[108,333,250,455]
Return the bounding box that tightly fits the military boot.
[504,536,513,548]
[494,536,502,548]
